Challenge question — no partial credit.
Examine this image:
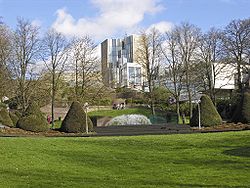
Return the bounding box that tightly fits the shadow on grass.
[0,168,101,188]
[223,146,250,157]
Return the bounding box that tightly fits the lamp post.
[84,102,89,134]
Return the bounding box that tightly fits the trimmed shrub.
[17,102,49,132]
[0,108,14,127]
[9,111,19,127]
[232,92,250,123]
[190,95,222,127]
[60,101,93,133]
[17,115,49,132]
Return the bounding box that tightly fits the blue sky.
[0,0,249,41]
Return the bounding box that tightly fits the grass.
[178,116,190,124]
[0,131,249,187]
[51,120,62,129]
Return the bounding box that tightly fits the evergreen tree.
[190,95,222,127]
[61,101,93,133]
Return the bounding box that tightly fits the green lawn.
[0,131,249,187]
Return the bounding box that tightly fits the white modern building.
[213,62,249,90]
[101,35,144,90]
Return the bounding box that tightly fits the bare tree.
[41,29,69,128]
[197,28,224,103]
[162,30,185,120]
[135,28,163,115]
[174,23,201,118]
[69,36,100,101]
[0,23,12,99]
[11,18,40,113]
[222,18,250,92]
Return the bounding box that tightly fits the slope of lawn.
[0,131,249,187]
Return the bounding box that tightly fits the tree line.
[136,18,250,119]
[0,17,249,123]
[0,18,113,128]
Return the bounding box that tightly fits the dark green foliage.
[17,102,49,132]
[8,100,18,110]
[61,101,93,133]
[9,111,19,127]
[17,115,49,132]
[190,95,222,127]
[0,108,14,127]
[216,93,241,120]
[242,92,250,123]
[180,102,191,116]
[152,87,171,110]
[232,92,250,123]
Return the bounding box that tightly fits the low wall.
[40,105,112,120]
[95,124,192,136]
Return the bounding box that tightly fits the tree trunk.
[75,59,78,99]
[150,99,155,116]
[51,71,55,129]
[237,63,242,93]
[20,68,26,114]
[176,100,180,123]
[185,66,193,118]
[187,87,193,118]
[149,79,155,116]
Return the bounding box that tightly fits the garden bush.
[216,93,241,120]
[0,108,14,127]
[17,114,49,132]
[60,101,93,133]
[232,92,250,123]
[190,95,222,127]
[17,102,49,132]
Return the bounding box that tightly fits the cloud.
[52,0,165,40]
[147,21,173,33]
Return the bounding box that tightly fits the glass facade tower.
[101,35,143,90]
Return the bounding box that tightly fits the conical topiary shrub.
[17,102,49,132]
[190,95,222,127]
[232,92,250,123]
[0,108,14,127]
[60,101,93,133]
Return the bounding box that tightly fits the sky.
[0,0,250,42]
